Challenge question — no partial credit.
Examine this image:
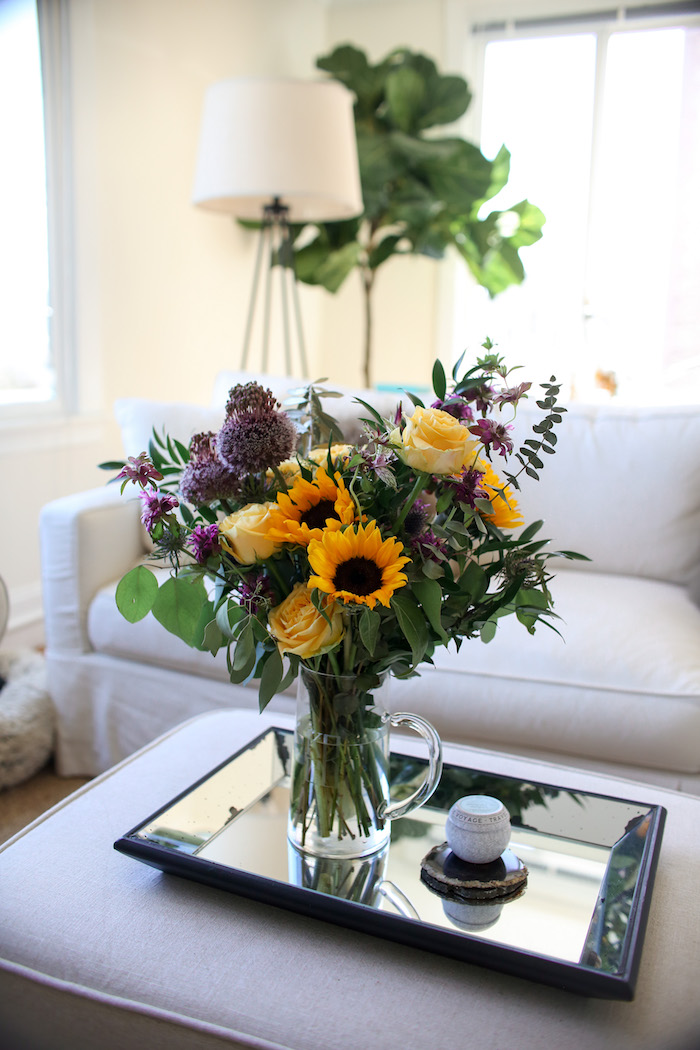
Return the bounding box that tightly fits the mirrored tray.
[115,727,665,1000]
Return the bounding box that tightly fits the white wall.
[0,0,450,635]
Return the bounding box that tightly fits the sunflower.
[479,460,524,530]
[268,467,357,546]
[307,520,411,609]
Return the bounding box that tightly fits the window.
[450,5,700,403]
[0,0,73,413]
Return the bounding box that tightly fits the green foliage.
[284,44,546,384]
[104,351,585,711]
[115,566,158,623]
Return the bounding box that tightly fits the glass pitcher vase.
[288,666,442,859]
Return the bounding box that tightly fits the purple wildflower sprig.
[115,453,163,494]
[468,417,514,459]
[139,489,179,533]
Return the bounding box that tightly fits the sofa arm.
[40,486,145,654]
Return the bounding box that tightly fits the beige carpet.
[0,761,91,845]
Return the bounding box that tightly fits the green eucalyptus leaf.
[115,565,158,623]
[201,618,226,655]
[231,620,256,673]
[151,576,209,647]
[480,619,498,643]
[258,647,284,711]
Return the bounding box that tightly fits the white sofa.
[40,371,700,791]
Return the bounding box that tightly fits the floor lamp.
[192,76,363,376]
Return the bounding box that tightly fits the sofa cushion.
[388,567,700,775]
[510,401,700,585]
[114,398,225,459]
[87,567,700,776]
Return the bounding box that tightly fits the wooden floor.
[0,760,91,846]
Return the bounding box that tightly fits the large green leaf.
[413,576,448,643]
[294,239,361,293]
[419,74,471,130]
[391,591,430,666]
[385,67,426,133]
[422,139,495,211]
[151,575,209,647]
[115,565,158,623]
[258,647,284,711]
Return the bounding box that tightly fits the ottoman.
[1,709,699,1050]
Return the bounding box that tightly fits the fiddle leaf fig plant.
[290,44,546,387]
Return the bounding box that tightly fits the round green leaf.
[115,565,158,623]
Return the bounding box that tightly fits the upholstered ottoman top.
[1,710,699,1050]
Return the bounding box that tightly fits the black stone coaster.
[420,843,528,902]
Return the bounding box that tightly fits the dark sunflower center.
[301,499,338,531]
[334,557,383,597]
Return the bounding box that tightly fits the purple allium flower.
[187,523,221,564]
[431,396,473,423]
[493,381,531,406]
[138,489,179,531]
[117,453,163,490]
[180,432,241,505]
[449,467,488,509]
[469,418,514,458]
[216,383,297,474]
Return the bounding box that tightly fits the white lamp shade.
[192,76,363,222]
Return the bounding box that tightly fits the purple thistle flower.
[217,383,297,474]
[449,467,488,508]
[493,382,532,406]
[469,418,514,458]
[180,432,241,505]
[402,498,432,538]
[187,523,221,564]
[138,489,179,532]
[117,453,163,490]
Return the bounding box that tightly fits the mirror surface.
[124,728,663,983]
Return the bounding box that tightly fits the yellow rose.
[390,406,478,475]
[267,583,345,658]
[307,444,354,468]
[265,458,301,482]
[219,502,281,564]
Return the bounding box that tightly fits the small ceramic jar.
[446,795,511,864]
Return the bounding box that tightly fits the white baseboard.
[6,582,43,633]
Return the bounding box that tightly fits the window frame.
[0,0,77,424]
[441,0,700,396]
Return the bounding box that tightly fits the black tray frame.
[115,726,666,1001]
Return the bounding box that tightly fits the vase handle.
[383,712,443,822]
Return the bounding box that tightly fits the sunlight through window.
[0,0,54,406]
[455,16,700,404]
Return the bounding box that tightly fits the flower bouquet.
[102,344,581,856]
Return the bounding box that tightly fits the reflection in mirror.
[121,728,664,992]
